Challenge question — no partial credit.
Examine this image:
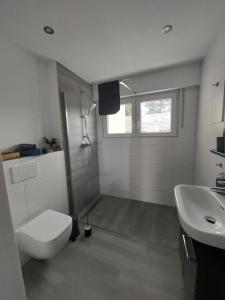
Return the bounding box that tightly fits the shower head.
[88,103,96,113]
[86,103,96,117]
[81,102,97,119]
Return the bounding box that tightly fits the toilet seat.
[17,210,72,259]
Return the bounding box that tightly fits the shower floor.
[81,195,179,249]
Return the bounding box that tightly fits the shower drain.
[204,216,216,224]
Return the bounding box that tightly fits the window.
[140,98,172,133]
[137,91,178,137]
[103,90,178,137]
[103,99,135,137]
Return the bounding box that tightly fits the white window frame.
[136,90,179,137]
[103,97,136,137]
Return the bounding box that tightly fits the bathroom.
[0,1,225,300]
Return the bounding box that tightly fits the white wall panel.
[0,162,27,300]
[0,37,62,152]
[97,84,199,206]
[194,27,225,187]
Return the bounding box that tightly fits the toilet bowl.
[17,210,72,260]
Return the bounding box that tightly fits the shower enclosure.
[57,63,100,217]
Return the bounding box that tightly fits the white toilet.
[17,210,72,260]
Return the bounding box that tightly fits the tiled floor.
[23,197,184,300]
[81,196,180,249]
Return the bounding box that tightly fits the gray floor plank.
[23,227,184,300]
[82,196,179,249]
[23,198,183,300]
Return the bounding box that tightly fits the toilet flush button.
[11,161,38,183]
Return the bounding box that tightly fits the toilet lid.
[19,210,72,242]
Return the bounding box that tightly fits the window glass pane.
[107,103,132,134]
[140,98,172,133]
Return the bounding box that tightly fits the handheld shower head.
[86,103,96,117]
[81,102,96,119]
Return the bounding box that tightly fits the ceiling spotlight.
[161,24,173,34]
[43,26,55,35]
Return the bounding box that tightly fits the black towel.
[98,80,120,115]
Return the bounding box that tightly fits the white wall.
[93,61,201,99]
[0,37,62,152]
[96,63,201,206]
[0,162,27,300]
[40,62,63,144]
[120,62,202,96]
[194,28,225,186]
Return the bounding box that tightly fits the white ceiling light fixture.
[161,24,173,34]
[43,26,55,35]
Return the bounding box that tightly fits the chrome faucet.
[212,171,225,194]
[211,187,225,194]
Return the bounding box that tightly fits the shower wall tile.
[57,64,100,215]
[97,86,199,206]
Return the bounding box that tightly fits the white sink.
[174,184,225,249]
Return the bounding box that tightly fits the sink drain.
[204,216,216,224]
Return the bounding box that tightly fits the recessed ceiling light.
[161,24,173,34]
[43,26,55,35]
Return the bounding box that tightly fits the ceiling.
[0,0,225,83]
